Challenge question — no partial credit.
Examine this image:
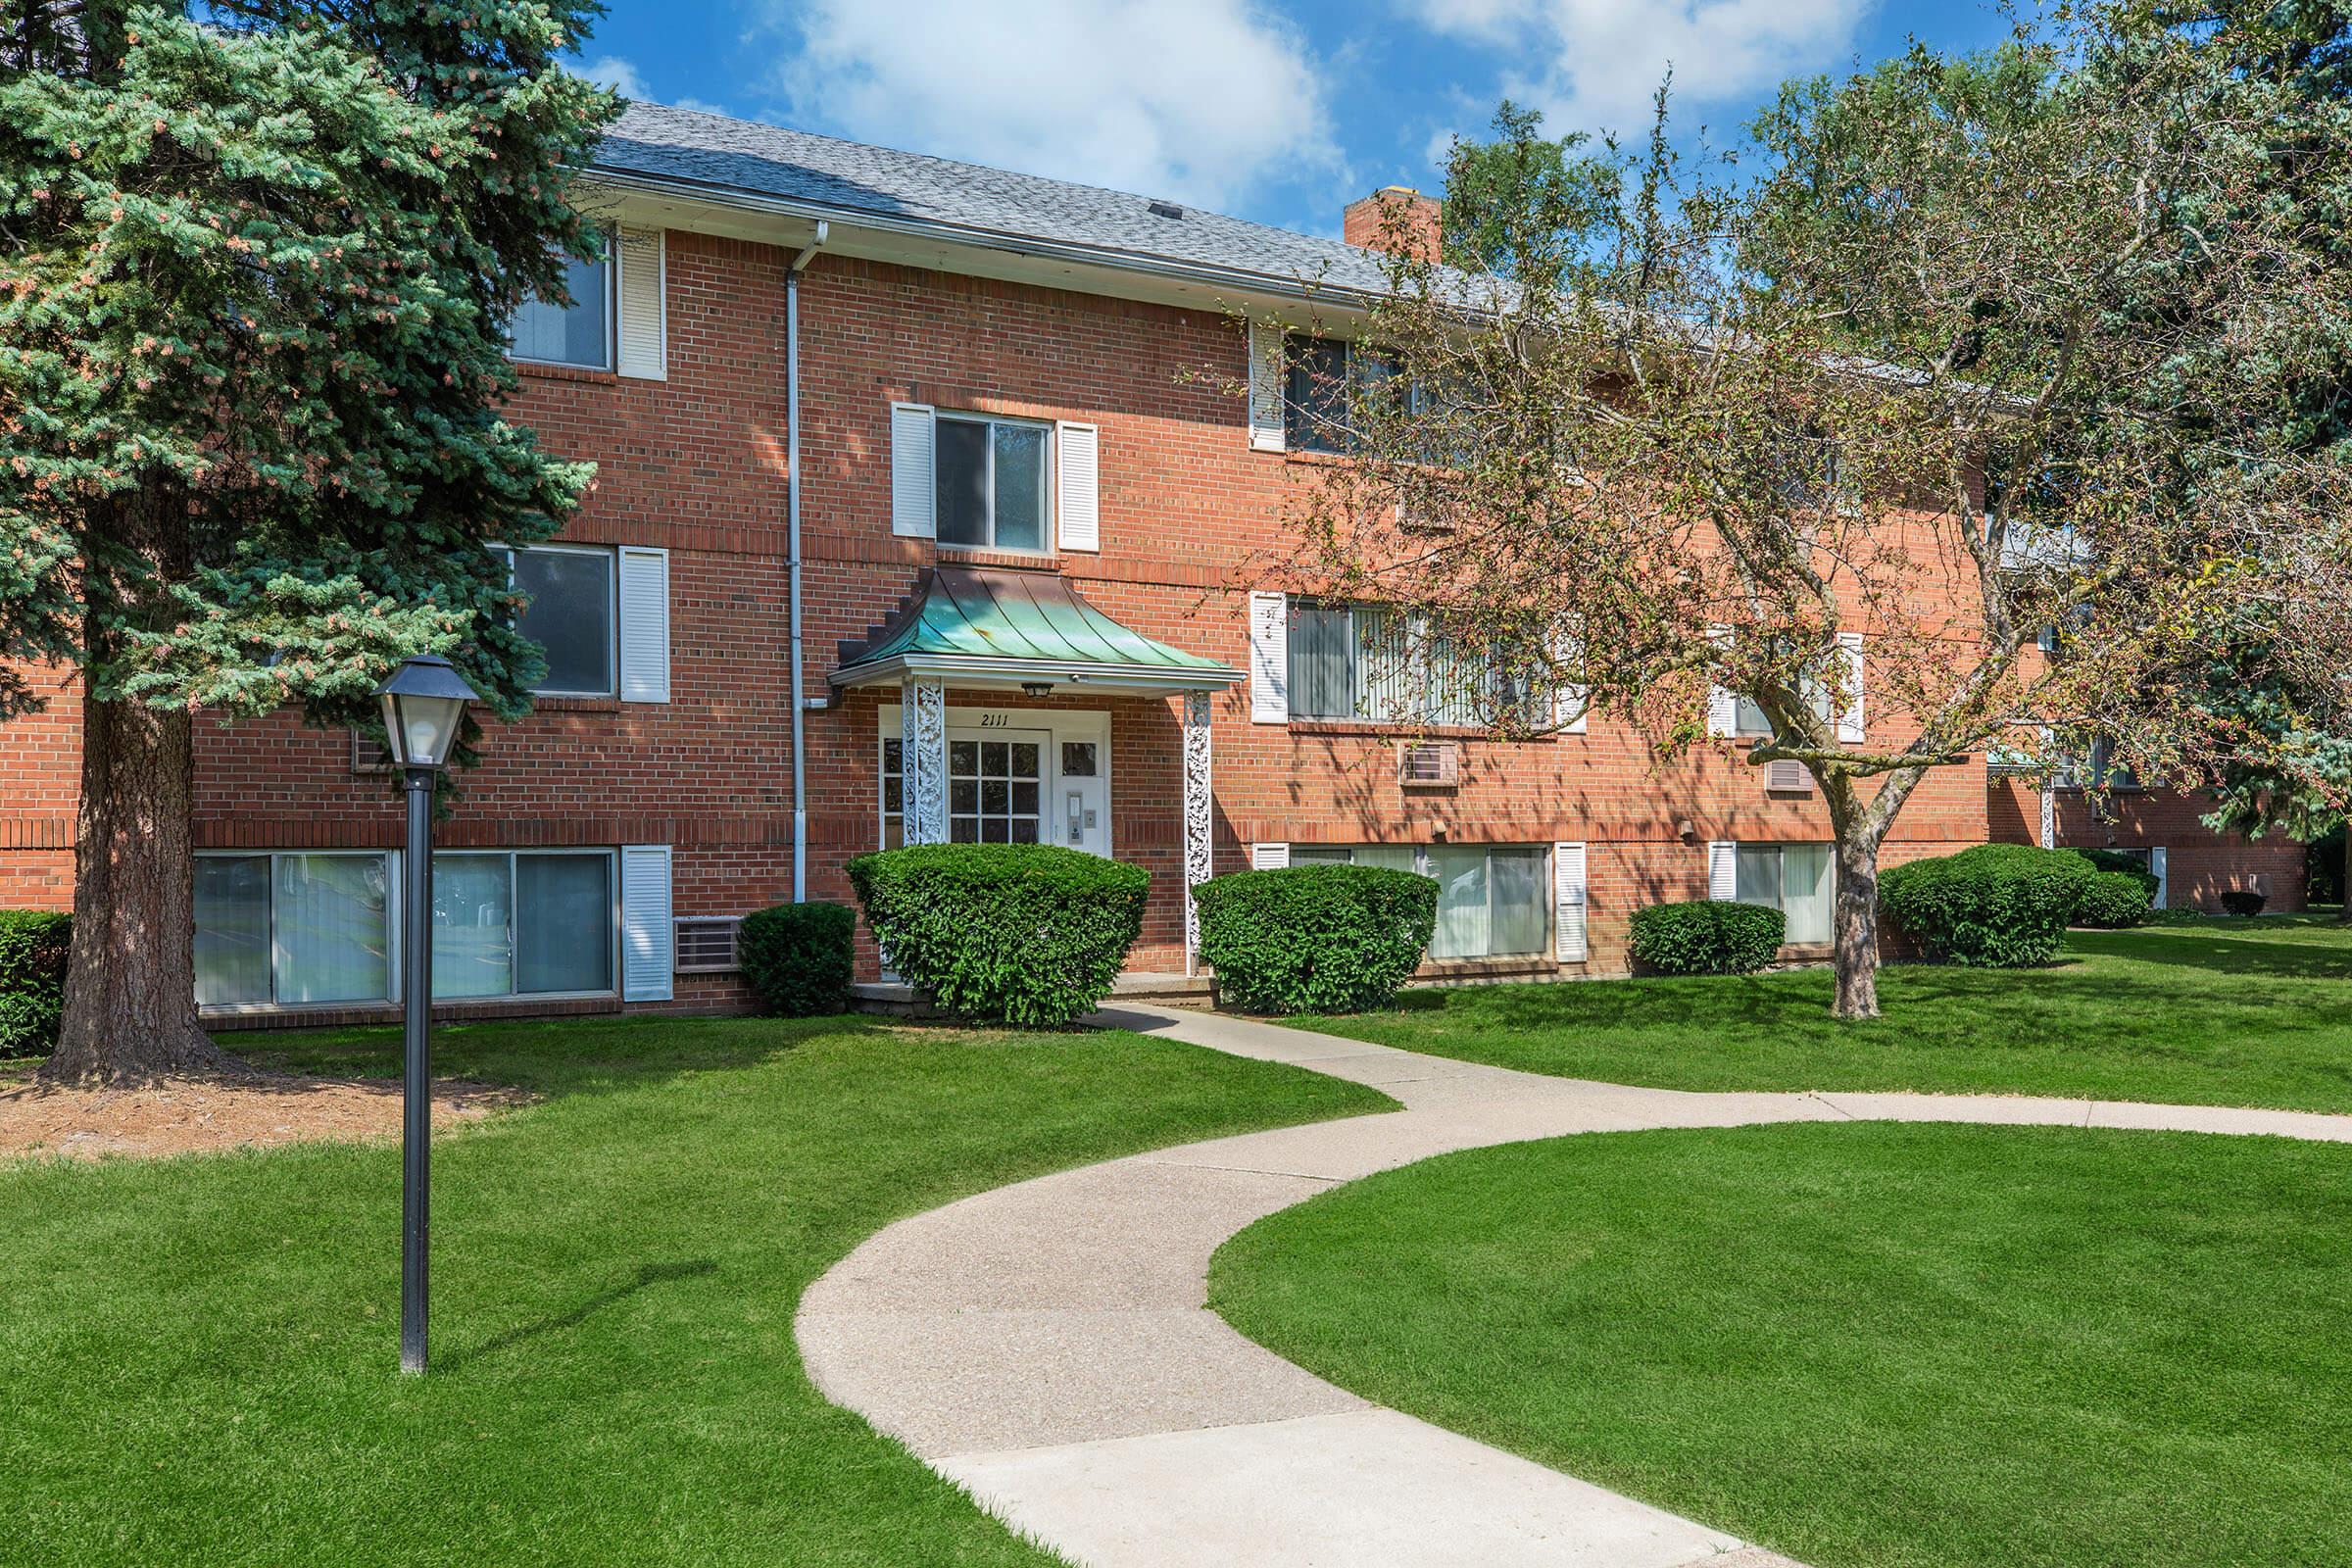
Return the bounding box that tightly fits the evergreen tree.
[0,0,616,1079]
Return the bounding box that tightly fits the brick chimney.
[1344,185,1443,262]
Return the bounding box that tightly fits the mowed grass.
[1212,1121,2352,1568]
[1289,915,2352,1111]
[0,1014,1387,1568]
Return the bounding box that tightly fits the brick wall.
[1988,777,2308,912]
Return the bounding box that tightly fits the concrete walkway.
[797,1004,2352,1568]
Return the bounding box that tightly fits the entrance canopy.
[831,566,1241,696]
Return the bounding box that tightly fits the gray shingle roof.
[597,102,1396,297]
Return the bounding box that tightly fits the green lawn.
[1288,915,2352,1111]
[1212,1121,2352,1568]
[1,1014,1386,1567]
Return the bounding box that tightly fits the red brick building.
[0,104,2302,1028]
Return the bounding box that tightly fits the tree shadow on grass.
[438,1259,720,1373]
[2068,929,2352,981]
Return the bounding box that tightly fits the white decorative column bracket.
[902,677,949,845]
[2039,782,2057,851]
[1182,689,1214,975]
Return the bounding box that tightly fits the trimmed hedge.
[1192,863,1437,1015]
[2221,889,2269,917]
[847,844,1149,1027]
[0,909,72,1058]
[1628,900,1786,976]
[1879,844,2092,967]
[2068,848,2160,903]
[2073,870,2154,929]
[736,901,856,1017]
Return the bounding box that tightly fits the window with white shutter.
[2149,847,2169,909]
[1251,843,1290,870]
[1706,626,1740,738]
[1708,840,1739,902]
[617,546,669,704]
[1553,842,1588,961]
[1055,420,1100,552]
[891,402,937,538]
[1248,321,1287,451]
[621,845,673,1002]
[615,226,666,380]
[1249,591,1289,723]
[1553,633,1588,734]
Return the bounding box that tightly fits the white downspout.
[788,220,829,902]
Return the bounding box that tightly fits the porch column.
[2039,779,2056,850]
[902,677,949,845]
[1182,690,1213,974]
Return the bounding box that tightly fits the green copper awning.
[831,565,1242,695]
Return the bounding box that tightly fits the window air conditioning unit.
[1398,742,1459,788]
[1765,758,1812,793]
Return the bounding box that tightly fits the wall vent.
[351,731,393,774]
[674,916,742,974]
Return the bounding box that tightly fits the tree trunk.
[41,689,241,1083]
[1830,829,1886,1020]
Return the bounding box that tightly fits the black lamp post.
[373,653,478,1375]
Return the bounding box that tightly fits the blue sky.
[572,0,2016,237]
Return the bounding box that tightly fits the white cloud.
[1403,0,1874,141]
[772,0,1343,212]
[580,54,652,101]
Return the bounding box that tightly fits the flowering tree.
[1273,6,2352,1017]
[0,1,614,1079]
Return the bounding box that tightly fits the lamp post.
[373,654,478,1376]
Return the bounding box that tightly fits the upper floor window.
[497,544,618,697]
[1285,335,1402,454]
[510,249,614,371]
[935,412,1052,553]
[1289,600,1532,726]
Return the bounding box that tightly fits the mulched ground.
[0,1062,526,1161]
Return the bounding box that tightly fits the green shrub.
[2073,870,2153,929]
[0,909,72,1058]
[2220,888,2269,917]
[1879,844,2092,967]
[736,902,855,1017]
[847,844,1148,1027]
[2067,848,2160,902]
[1628,900,1787,976]
[1192,863,1438,1015]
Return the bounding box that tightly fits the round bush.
[2073,870,2153,929]
[736,901,856,1017]
[2220,889,2269,917]
[1879,844,2092,967]
[847,844,1149,1027]
[0,909,72,1058]
[1628,900,1786,976]
[1192,863,1437,1015]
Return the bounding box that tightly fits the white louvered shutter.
[1837,631,1865,743]
[1553,633,1588,734]
[1706,625,1740,737]
[617,546,670,704]
[1055,420,1100,552]
[1249,591,1289,723]
[891,403,936,538]
[1248,320,1287,452]
[615,227,666,380]
[1708,841,1738,902]
[621,845,673,1002]
[1553,842,1589,962]
[2150,847,2169,910]
[1252,843,1290,870]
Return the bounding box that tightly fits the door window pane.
[1429,846,1490,960]
[1489,849,1548,956]
[432,854,514,999]
[510,253,611,368]
[993,424,1048,551]
[515,855,612,994]
[512,548,615,695]
[1735,845,1783,909]
[195,857,271,1005]
[935,418,990,546]
[275,856,391,1004]
[1782,844,1835,944]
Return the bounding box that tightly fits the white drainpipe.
[788,220,829,901]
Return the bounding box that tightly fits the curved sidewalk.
[796,1003,2352,1568]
